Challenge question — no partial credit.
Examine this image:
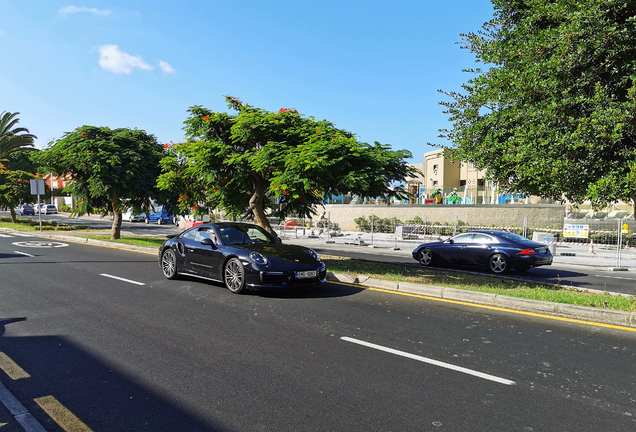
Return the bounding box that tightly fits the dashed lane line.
[341,336,516,386]
[13,251,35,258]
[100,273,146,286]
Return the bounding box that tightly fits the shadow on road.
[0,318,227,431]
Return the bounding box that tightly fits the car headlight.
[305,248,321,262]
[249,252,268,266]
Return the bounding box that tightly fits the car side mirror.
[201,238,216,248]
[274,236,282,244]
[448,239,454,244]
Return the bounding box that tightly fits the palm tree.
[0,111,36,161]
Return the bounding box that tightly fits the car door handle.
[461,245,467,249]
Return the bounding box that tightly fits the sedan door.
[464,233,498,266]
[436,233,475,264]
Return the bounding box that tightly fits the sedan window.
[473,234,496,244]
[451,233,474,243]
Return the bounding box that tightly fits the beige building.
[406,149,528,205]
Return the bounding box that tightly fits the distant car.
[41,204,58,214]
[145,206,174,225]
[16,205,35,215]
[21,205,35,215]
[33,204,48,214]
[158,222,327,293]
[122,209,146,222]
[412,230,553,274]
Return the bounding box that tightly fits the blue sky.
[0,0,495,164]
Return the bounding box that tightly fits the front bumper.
[244,264,327,288]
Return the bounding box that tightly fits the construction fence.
[275,213,636,250]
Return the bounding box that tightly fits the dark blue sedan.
[159,222,327,293]
[412,230,553,274]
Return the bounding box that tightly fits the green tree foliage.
[0,163,48,223]
[35,126,167,239]
[438,0,636,212]
[159,96,419,233]
[0,111,36,161]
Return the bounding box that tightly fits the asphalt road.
[4,211,636,294]
[0,232,635,431]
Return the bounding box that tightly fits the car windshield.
[217,224,277,245]
[497,232,529,242]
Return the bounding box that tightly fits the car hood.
[233,243,322,266]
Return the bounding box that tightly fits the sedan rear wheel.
[489,253,509,274]
[417,248,433,266]
[161,249,179,279]
[224,258,246,294]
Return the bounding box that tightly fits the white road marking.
[595,275,636,281]
[12,241,68,248]
[0,383,47,432]
[341,336,516,386]
[13,251,35,257]
[0,234,14,238]
[10,233,35,237]
[100,274,145,286]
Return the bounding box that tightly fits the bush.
[58,205,72,212]
[354,216,401,233]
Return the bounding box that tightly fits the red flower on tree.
[203,115,210,121]
[81,132,87,137]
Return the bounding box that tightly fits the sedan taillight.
[519,248,537,255]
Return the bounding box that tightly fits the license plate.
[296,270,317,279]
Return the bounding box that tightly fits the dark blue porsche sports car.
[159,222,327,293]
[412,230,553,274]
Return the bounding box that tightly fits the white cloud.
[158,61,176,74]
[98,45,154,74]
[0,29,5,36]
[59,6,112,17]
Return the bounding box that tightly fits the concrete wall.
[319,203,565,231]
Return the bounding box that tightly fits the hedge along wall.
[317,204,565,231]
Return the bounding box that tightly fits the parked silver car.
[41,204,58,215]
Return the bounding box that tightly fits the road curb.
[328,272,636,329]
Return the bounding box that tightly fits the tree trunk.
[249,175,274,235]
[9,207,17,223]
[110,194,122,240]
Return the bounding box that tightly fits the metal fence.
[274,214,636,251]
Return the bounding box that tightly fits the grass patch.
[83,235,167,248]
[322,256,636,312]
[0,218,91,231]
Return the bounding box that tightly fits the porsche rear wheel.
[224,258,246,294]
[161,248,179,279]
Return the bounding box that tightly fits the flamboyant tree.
[35,126,168,239]
[438,0,636,212]
[159,96,418,233]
